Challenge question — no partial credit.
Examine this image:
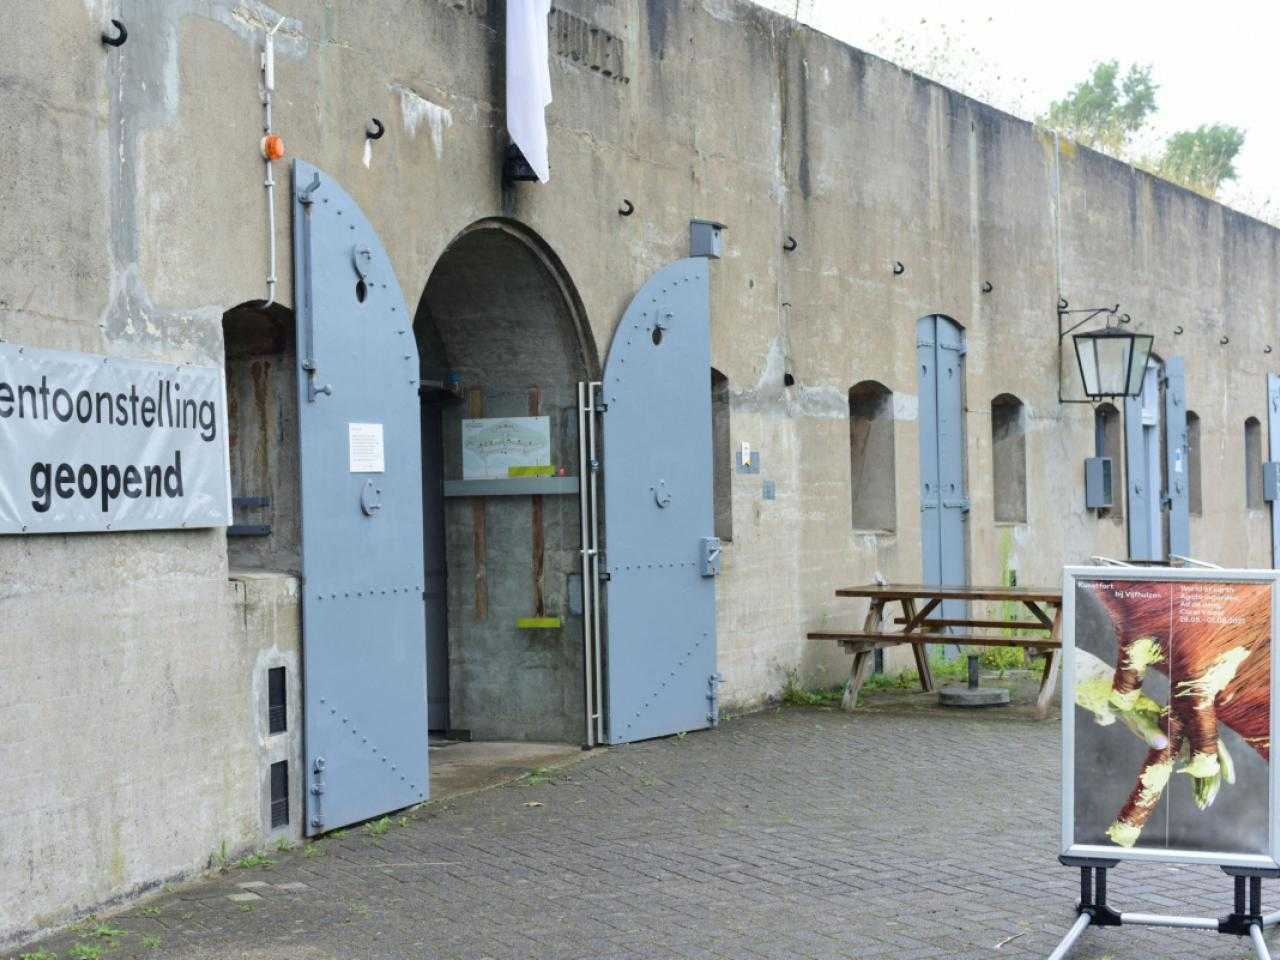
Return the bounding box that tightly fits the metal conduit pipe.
[587,381,604,745]
[1251,922,1274,960]
[260,19,284,307]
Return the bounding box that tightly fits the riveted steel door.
[1164,357,1189,557]
[1125,361,1162,561]
[599,257,718,744]
[917,315,969,619]
[1269,374,1280,568]
[292,160,428,835]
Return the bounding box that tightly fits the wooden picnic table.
[811,582,1063,718]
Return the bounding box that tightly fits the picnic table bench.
[810,582,1063,718]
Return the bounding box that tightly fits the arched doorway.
[414,220,597,744]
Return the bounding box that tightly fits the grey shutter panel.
[1124,392,1151,560]
[1164,357,1189,557]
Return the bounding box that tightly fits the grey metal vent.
[270,760,289,828]
[268,666,287,734]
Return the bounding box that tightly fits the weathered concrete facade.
[3,0,1280,945]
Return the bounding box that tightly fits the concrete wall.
[4,0,1280,943]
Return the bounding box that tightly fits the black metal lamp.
[1073,326,1154,399]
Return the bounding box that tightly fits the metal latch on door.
[700,537,721,577]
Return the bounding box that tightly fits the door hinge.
[707,673,725,725]
[700,537,722,577]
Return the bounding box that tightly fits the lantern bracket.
[1058,301,1123,405]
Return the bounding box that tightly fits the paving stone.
[15,707,1280,959]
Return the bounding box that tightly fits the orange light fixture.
[260,134,285,161]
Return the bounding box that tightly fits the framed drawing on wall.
[1062,566,1280,869]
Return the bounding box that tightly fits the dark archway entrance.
[414,221,597,744]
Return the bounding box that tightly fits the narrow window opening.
[711,368,733,542]
[848,381,896,532]
[991,394,1027,523]
[1094,402,1123,520]
[1186,411,1202,516]
[269,760,289,828]
[1246,416,1264,509]
[268,666,287,735]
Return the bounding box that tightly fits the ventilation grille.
[270,760,289,828]
[268,666,287,734]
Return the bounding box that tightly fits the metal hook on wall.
[1058,296,1069,311]
[1173,325,1184,335]
[892,260,905,276]
[102,19,127,47]
[981,281,993,294]
[1221,335,1231,345]
[618,199,634,217]
[783,236,797,252]
[366,118,385,140]
[1265,345,1273,354]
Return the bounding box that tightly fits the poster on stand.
[1063,566,1280,868]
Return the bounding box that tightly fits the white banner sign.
[0,344,231,534]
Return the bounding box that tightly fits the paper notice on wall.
[348,422,385,473]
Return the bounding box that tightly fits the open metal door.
[1269,374,1280,568]
[917,315,969,624]
[292,160,428,834]
[1124,391,1153,561]
[1164,357,1189,558]
[597,257,719,745]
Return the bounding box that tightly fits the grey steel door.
[292,160,429,835]
[1125,361,1162,561]
[421,396,449,731]
[1164,357,1189,558]
[916,315,969,617]
[600,257,719,744]
[1269,374,1280,567]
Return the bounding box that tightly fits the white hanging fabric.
[506,0,553,183]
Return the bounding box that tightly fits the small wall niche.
[848,381,896,532]
[991,393,1027,524]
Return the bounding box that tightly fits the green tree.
[1156,124,1246,197]
[1041,60,1158,153]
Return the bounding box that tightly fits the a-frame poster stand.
[1051,560,1280,959]
[1047,857,1280,959]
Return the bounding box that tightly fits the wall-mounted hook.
[783,372,795,387]
[618,199,634,217]
[981,281,993,294]
[365,118,385,140]
[1173,325,1184,335]
[1266,345,1273,354]
[892,261,905,276]
[102,18,127,47]
[1118,313,1131,324]
[1058,297,1069,311]
[783,236,797,252]
[1221,335,1231,345]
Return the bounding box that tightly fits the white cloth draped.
[506,0,553,183]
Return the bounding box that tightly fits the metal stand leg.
[1046,857,1121,959]
[1251,923,1273,960]
[1046,912,1092,960]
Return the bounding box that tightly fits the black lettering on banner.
[100,465,121,512]
[77,463,97,499]
[54,463,75,499]
[0,382,13,417]
[75,390,92,423]
[145,464,162,497]
[30,462,51,512]
[17,383,35,417]
[52,388,72,421]
[199,400,216,441]
[164,450,184,498]
[141,395,155,427]
[122,465,141,498]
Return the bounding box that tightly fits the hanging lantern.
[1073,327,1154,399]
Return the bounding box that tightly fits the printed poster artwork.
[1074,579,1271,856]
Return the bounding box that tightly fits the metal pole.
[577,382,595,749]
[1046,913,1092,960]
[587,381,605,745]
[1120,912,1218,930]
[1251,922,1273,960]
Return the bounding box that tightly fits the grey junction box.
[1084,456,1114,509]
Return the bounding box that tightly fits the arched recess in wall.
[412,217,599,743]
[1186,410,1202,516]
[710,368,733,542]
[990,393,1027,524]
[222,300,300,573]
[848,380,896,532]
[1246,416,1264,510]
[1094,402,1123,519]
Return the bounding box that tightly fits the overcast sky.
[752,1,1279,217]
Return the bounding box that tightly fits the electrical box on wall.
[1085,456,1114,509]
[689,219,725,259]
[1264,462,1280,503]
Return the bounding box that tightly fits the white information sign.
[0,343,231,534]
[348,422,386,473]
[461,416,552,479]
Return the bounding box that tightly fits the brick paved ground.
[16,705,1272,959]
